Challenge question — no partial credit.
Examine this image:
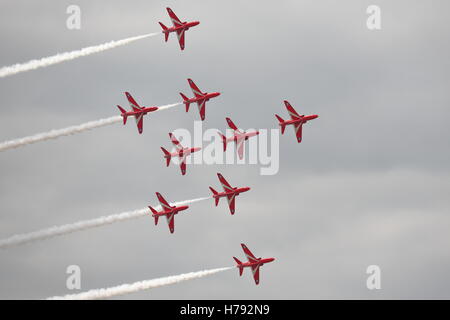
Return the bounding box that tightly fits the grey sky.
[0,0,449,299]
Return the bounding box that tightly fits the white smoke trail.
[0,197,209,249]
[158,102,182,111]
[47,267,233,300]
[0,33,160,78]
[0,116,121,152]
[0,102,182,152]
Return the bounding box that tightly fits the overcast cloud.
[0,0,449,299]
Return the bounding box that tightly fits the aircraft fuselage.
[164,21,200,34]
[241,257,275,269]
[152,205,189,218]
[283,114,318,126]
[188,92,221,104]
[214,187,250,200]
[164,147,202,159]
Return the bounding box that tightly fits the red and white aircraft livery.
[275,100,318,143]
[148,192,189,234]
[209,173,250,215]
[159,7,200,50]
[117,92,158,134]
[233,244,275,285]
[180,79,220,121]
[218,118,259,160]
[161,133,201,175]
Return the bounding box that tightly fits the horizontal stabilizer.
[233,257,244,276]
[159,22,169,42]
[218,131,227,151]
[275,114,286,134]
[117,105,128,124]
[161,147,171,166]
[180,92,190,112]
[209,187,220,206]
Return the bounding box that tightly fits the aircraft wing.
[135,113,144,134]
[294,122,303,143]
[176,29,185,50]
[241,244,258,263]
[156,192,172,211]
[179,155,187,175]
[196,99,206,121]
[236,136,245,160]
[226,193,236,215]
[226,117,240,132]
[166,212,175,233]
[188,79,204,97]
[284,100,303,120]
[126,92,142,112]
[169,133,183,150]
[251,265,260,285]
[167,7,183,27]
[217,173,233,192]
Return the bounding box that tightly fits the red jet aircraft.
[148,192,189,234]
[233,244,275,285]
[180,79,221,121]
[159,7,200,50]
[218,118,259,159]
[275,100,318,143]
[161,133,201,175]
[209,173,250,215]
[117,92,158,134]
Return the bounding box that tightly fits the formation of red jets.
[115,8,318,285]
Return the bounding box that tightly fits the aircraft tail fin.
[148,206,159,225]
[179,92,190,112]
[159,22,169,41]
[209,187,220,206]
[161,147,171,166]
[117,105,128,124]
[233,257,244,276]
[218,131,227,151]
[275,114,286,134]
